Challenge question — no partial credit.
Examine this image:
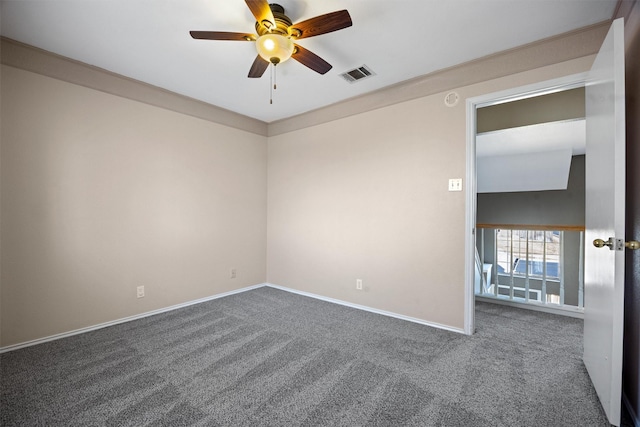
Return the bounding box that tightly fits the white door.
[583,17,626,426]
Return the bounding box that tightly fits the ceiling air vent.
[340,65,375,83]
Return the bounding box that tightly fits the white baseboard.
[624,392,640,427]
[0,283,266,354]
[266,283,465,334]
[475,295,584,319]
[2,281,468,354]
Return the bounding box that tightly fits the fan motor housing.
[255,4,293,36]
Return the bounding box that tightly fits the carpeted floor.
[1,287,611,426]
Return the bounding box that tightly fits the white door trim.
[464,72,589,335]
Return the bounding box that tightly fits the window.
[495,229,561,280]
[476,225,583,308]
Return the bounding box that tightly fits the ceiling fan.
[190,0,353,78]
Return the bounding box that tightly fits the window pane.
[545,231,560,279]
[528,231,544,277]
[496,229,512,274]
[495,229,561,280]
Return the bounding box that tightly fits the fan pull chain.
[269,63,279,105]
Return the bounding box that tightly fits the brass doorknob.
[593,238,613,248]
[626,240,640,250]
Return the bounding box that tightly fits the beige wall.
[267,56,595,330]
[477,87,585,133]
[1,65,267,346]
[267,95,467,327]
[1,24,603,347]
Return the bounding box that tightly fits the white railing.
[475,225,584,312]
[475,247,485,293]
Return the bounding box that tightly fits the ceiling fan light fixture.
[256,33,294,65]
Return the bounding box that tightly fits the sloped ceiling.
[477,115,586,193]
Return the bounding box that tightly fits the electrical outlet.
[356,279,363,290]
[448,178,463,192]
[230,268,237,279]
[137,286,145,298]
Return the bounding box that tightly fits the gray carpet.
[1,287,611,426]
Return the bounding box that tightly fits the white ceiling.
[477,148,573,193]
[476,119,586,193]
[477,119,586,158]
[0,0,618,123]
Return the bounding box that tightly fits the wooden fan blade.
[292,44,332,75]
[190,31,255,41]
[245,0,276,29]
[290,10,352,39]
[248,55,270,78]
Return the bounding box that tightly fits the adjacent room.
[475,88,587,312]
[2,0,640,426]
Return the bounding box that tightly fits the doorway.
[474,86,586,315]
[464,72,589,335]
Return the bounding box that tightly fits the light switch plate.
[448,178,463,192]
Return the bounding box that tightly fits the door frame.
[464,72,589,335]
